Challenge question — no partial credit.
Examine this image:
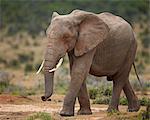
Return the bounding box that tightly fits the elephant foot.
[128,101,140,112]
[107,106,119,113]
[60,108,74,116]
[77,108,92,115]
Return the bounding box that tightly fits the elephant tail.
[133,62,143,88]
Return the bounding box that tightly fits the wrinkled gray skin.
[42,10,140,116]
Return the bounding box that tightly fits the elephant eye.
[63,33,70,38]
[44,29,47,36]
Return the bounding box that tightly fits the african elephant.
[40,10,140,116]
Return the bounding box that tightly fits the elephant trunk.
[41,71,54,101]
[38,49,63,101]
[41,48,58,101]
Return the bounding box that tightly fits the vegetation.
[89,86,150,106]
[0,1,149,119]
[139,97,150,106]
[106,104,150,119]
[139,105,150,120]
[0,74,43,96]
[55,80,69,94]
[0,0,149,74]
[131,80,150,91]
[27,112,52,120]
[24,63,34,73]
[0,0,149,105]
[107,109,150,120]
[0,0,149,35]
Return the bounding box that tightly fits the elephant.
[40,10,140,116]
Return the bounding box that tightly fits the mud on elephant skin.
[39,10,140,116]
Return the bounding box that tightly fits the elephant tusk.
[49,58,63,72]
[36,59,45,75]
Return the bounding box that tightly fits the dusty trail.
[0,94,145,120]
[0,104,107,120]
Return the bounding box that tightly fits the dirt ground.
[0,94,146,120]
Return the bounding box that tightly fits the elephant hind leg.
[107,39,137,112]
[123,80,140,112]
[107,61,132,112]
[107,77,125,112]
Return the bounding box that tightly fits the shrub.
[103,87,112,96]
[131,80,150,92]
[93,96,110,104]
[89,88,98,99]
[0,71,10,84]
[139,97,150,106]
[35,62,41,71]
[0,82,9,94]
[27,112,52,120]
[33,41,39,46]
[24,63,33,72]
[93,96,128,105]
[89,86,149,106]
[0,57,7,64]
[24,40,30,46]
[6,84,25,96]
[55,80,68,94]
[9,59,20,68]
[18,53,33,63]
[0,82,26,95]
[89,86,112,100]
[12,44,19,49]
[137,106,150,120]
[119,97,128,105]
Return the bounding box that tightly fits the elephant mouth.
[48,58,63,72]
[36,58,64,74]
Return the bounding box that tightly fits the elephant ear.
[72,10,109,56]
[52,12,59,19]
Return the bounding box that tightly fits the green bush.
[55,81,68,94]
[137,108,150,120]
[103,87,112,96]
[0,82,27,95]
[24,40,30,46]
[0,82,9,93]
[131,80,150,91]
[89,87,149,106]
[9,59,20,68]
[24,63,33,72]
[93,96,128,105]
[18,53,33,63]
[89,86,112,100]
[139,97,150,106]
[33,41,39,46]
[93,96,110,104]
[35,62,41,71]
[119,97,128,105]
[27,112,52,120]
[0,57,7,64]
[12,44,19,49]
[89,88,99,99]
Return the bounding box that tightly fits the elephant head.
[41,10,109,101]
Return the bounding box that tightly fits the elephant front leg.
[77,81,92,115]
[60,49,95,116]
